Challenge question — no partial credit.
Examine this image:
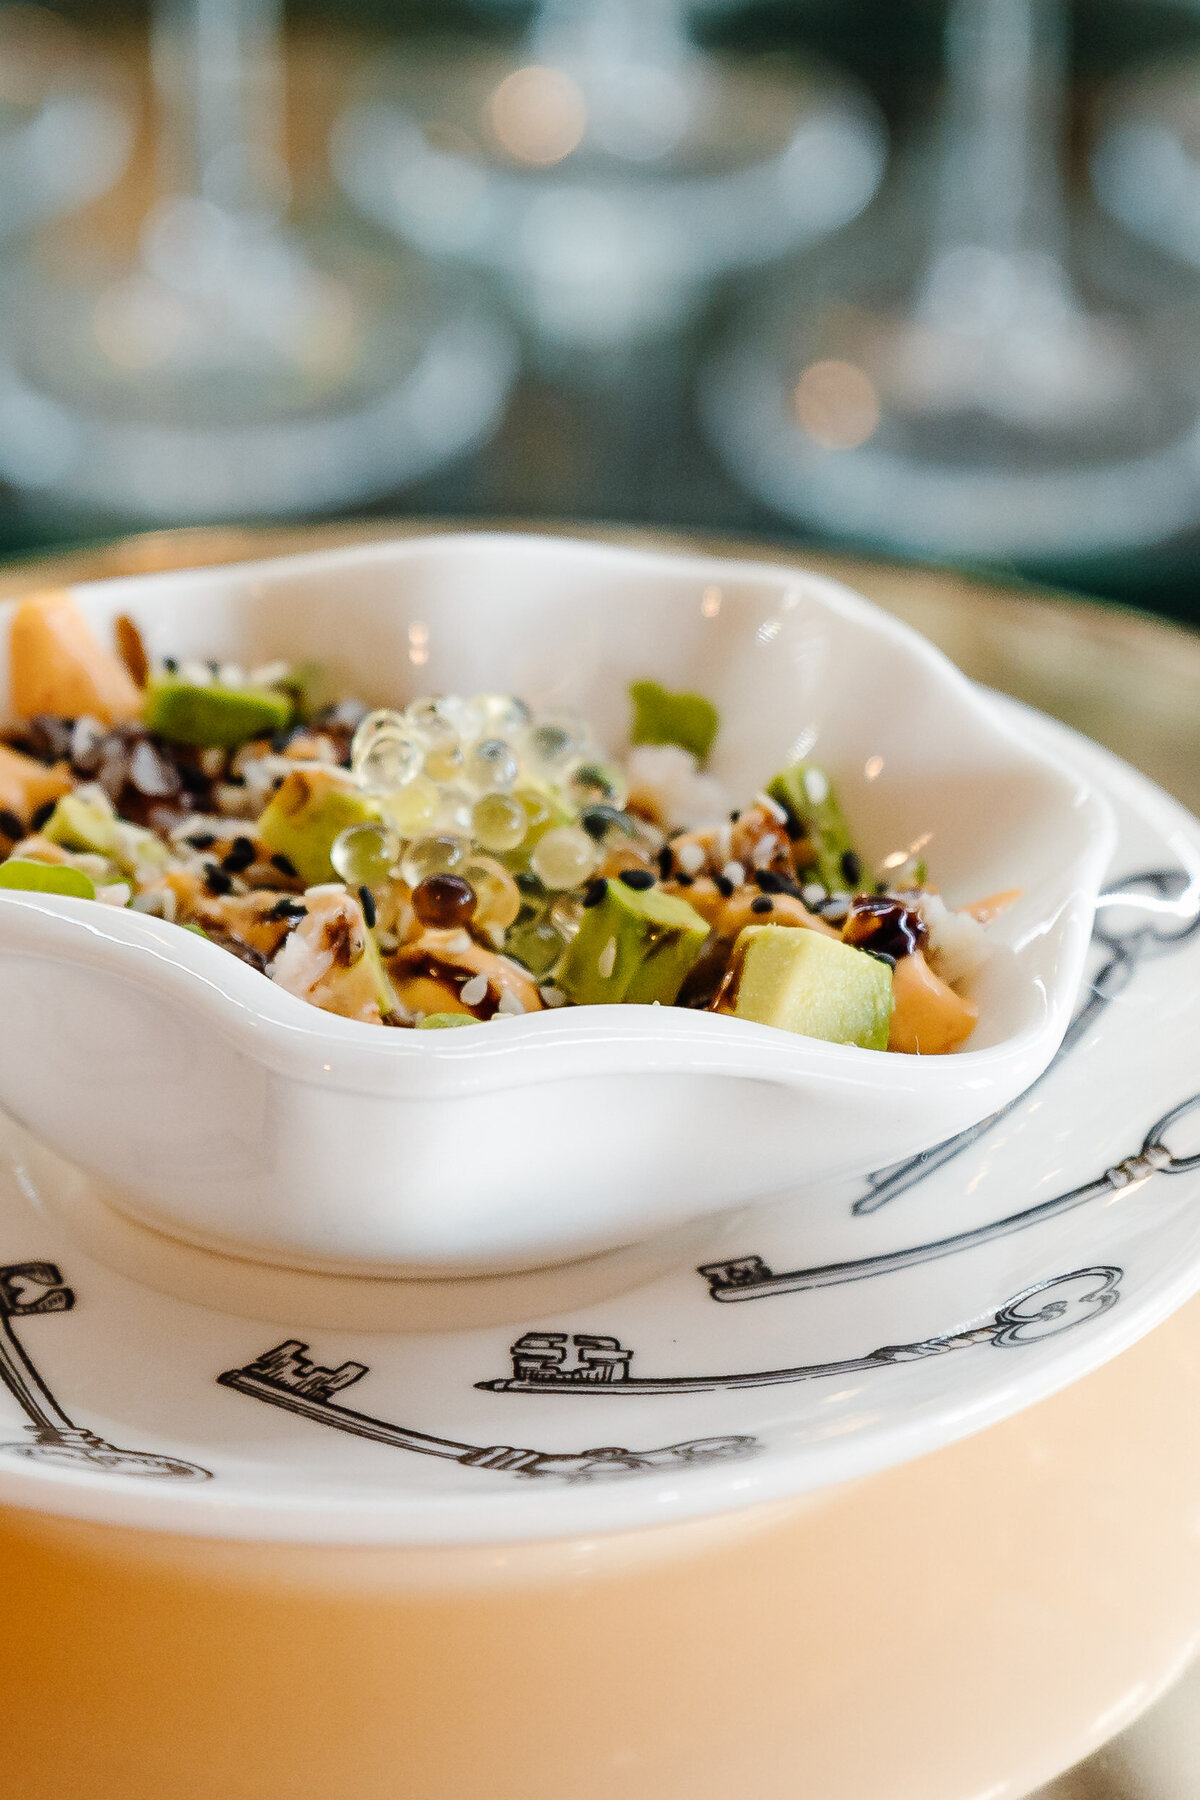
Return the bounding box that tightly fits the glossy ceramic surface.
[0,533,1113,1275]
[0,705,1191,1546]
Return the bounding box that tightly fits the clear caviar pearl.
[472,792,527,853]
[351,709,405,766]
[567,761,628,810]
[330,820,400,887]
[357,731,424,791]
[530,825,601,890]
[423,733,465,784]
[463,855,521,931]
[578,804,635,849]
[435,784,475,832]
[465,736,519,792]
[380,774,439,838]
[399,833,469,888]
[548,895,585,940]
[526,716,586,780]
[473,694,532,738]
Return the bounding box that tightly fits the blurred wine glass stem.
[918,0,1071,332]
[153,0,285,217]
[529,0,706,161]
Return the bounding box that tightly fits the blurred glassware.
[703,0,1200,562]
[332,0,886,352]
[1092,52,1200,270]
[0,0,516,524]
[0,3,132,239]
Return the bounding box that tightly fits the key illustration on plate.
[217,1341,758,1480]
[478,1267,1124,1395]
[851,864,1200,1217]
[697,1092,1200,1307]
[0,1261,210,1478]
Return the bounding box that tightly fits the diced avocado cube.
[0,858,97,900]
[257,768,380,887]
[557,877,710,1007]
[767,760,861,893]
[720,924,892,1049]
[144,676,293,748]
[418,1012,480,1029]
[629,680,719,764]
[42,792,118,858]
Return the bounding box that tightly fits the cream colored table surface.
[1,521,1197,1800]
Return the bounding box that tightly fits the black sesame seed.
[189,832,217,850]
[207,660,221,677]
[729,809,740,822]
[268,898,307,921]
[841,849,862,887]
[204,864,234,896]
[30,800,57,831]
[619,868,655,891]
[0,808,24,840]
[780,879,806,901]
[715,874,735,898]
[656,845,673,879]
[270,852,297,877]
[755,868,785,893]
[222,837,256,874]
[270,730,292,753]
[163,657,178,674]
[750,896,774,914]
[177,763,208,795]
[515,871,543,896]
[863,948,897,968]
[583,878,608,908]
[675,872,694,887]
[358,885,377,928]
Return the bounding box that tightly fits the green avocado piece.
[0,858,97,900]
[418,1012,480,1029]
[766,760,860,893]
[42,792,117,858]
[144,676,293,748]
[256,768,379,888]
[629,680,719,764]
[557,877,710,1007]
[722,924,892,1049]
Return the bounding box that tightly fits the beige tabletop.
[0,521,1197,1800]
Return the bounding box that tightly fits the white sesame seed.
[497,987,526,1015]
[179,659,212,687]
[218,664,245,689]
[802,882,828,907]
[751,834,776,868]
[96,882,131,908]
[442,931,473,956]
[677,841,705,876]
[460,972,488,1006]
[722,860,746,888]
[250,661,289,687]
[756,791,788,824]
[539,986,568,1008]
[598,936,617,979]
[803,767,829,806]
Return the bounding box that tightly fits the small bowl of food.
[0,533,1115,1275]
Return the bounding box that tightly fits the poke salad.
[0,590,1014,1053]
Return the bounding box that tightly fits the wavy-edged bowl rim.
[0,532,1117,1099]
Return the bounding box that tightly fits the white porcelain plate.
[0,703,1196,1546]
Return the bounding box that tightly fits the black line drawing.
[218,1342,758,1481]
[698,1094,1200,1304]
[0,1262,210,1478]
[478,1267,1123,1394]
[852,865,1200,1216]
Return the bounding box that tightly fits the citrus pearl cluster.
[328,694,631,947]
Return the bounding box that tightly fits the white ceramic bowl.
[0,533,1115,1276]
